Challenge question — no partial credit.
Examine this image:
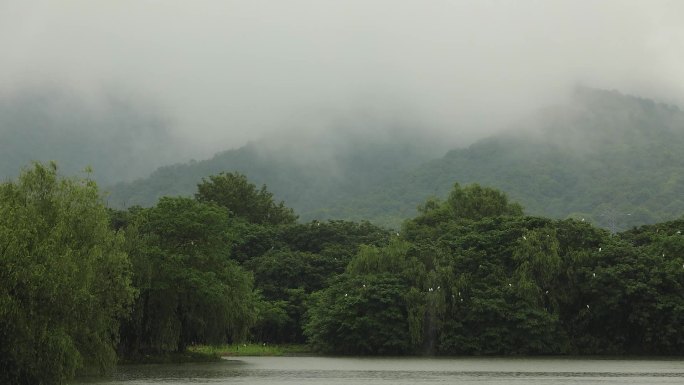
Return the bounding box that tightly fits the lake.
[79,356,684,384]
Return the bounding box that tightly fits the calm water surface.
[79,357,684,384]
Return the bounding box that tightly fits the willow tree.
[0,163,135,385]
[119,197,258,356]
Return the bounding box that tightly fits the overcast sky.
[2,0,683,156]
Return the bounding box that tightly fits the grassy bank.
[189,343,313,357]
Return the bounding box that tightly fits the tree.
[119,197,257,356]
[243,220,391,343]
[0,162,135,385]
[196,172,297,225]
[446,183,523,221]
[304,240,423,354]
[305,274,412,354]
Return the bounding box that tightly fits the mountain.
[106,128,443,226]
[385,87,684,230]
[0,88,183,185]
[108,87,684,230]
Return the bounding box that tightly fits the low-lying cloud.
[2,0,683,158]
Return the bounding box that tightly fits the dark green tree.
[119,197,257,356]
[305,274,413,354]
[196,172,297,225]
[305,240,423,354]
[244,221,391,343]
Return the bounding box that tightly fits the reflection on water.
[78,357,684,385]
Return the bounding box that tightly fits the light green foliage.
[405,183,523,235]
[196,172,297,225]
[347,240,417,276]
[0,163,135,385]
[513,227,562,287]
[446,183,523,221]
[189,343,311,357]
[119,197,257,356]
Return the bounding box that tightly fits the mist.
[2,0,684,160]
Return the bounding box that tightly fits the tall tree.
[0,162,135,385]
[196,172,297,225]
[119,197,257,356]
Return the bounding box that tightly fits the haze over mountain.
[3,1,684,158]
[379,87,684,230]
[107,87,684,231]
[0,88,186,185]
[3,1,684,230]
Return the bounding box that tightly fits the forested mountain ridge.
[107,130,442,223]
[107,87,684,230]
[390,87,684,230]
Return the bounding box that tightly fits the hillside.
[382,87,684,230]
[107,130,442,225]
[107,87,684,230]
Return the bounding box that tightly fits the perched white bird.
[344,293,348,297]
[586,304,590,309]
[508,283,512,287]
[523,236,527,240]
[592,273,596,278]
[599,247,602,252]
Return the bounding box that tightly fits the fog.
[2,0,684,159]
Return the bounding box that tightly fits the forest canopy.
[1,162,683,385]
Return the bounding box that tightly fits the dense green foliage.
[304,183,684,355]
[196,172,297,225]
[107,88,684,231]
[0,163,135,385]
[3,161,683,384]
[118,197,258,357]
[245,220,391,343]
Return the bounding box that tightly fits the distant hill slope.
[108,87,684,230]
[107,131,442,226]
[375,87,684,229]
